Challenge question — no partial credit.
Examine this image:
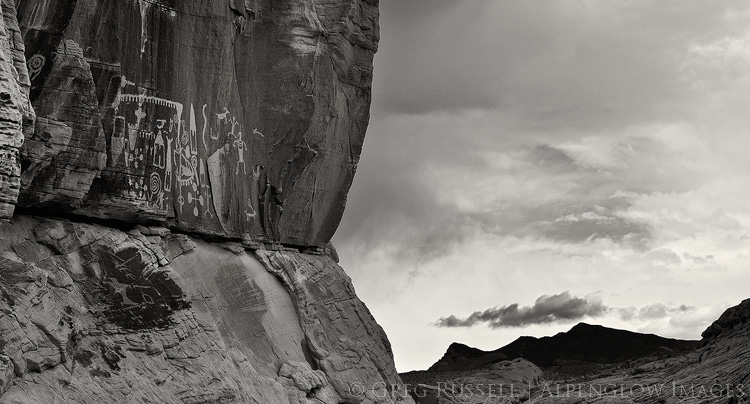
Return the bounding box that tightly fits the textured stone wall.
[0,216,412,404]
[0,0,33,221]
[11,0,379,247]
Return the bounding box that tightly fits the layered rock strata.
[8,0,379,247]
[0,216,412,404]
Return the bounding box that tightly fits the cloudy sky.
[332,0,750,372]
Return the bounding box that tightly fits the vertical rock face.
[11,0,378,247]
[0,1,413,403]
[0,0,33,221]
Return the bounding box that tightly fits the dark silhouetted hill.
[428,322,700,371]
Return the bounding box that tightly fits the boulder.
[701,298,750,339]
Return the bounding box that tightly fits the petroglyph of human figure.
[234,132,246,175]
[227,116,246,175]
[134,103,146,127]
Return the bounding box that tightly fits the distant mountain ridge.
[428,322,700,371]
[405,301,750,404]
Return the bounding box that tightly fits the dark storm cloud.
[373,1,499,114]
[335,0,750,370]
[435,293,697,328]
[375,0,746,128]
[334,113,487,266]
[460,143,654,244]
[336,130,657,273]
[335,0,750,277]
[435,292,608,328]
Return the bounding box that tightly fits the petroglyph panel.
[102,91,183,215]
[94,245,190,330]
[95,82,266,239]
[13,0,380,247]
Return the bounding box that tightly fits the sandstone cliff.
[9,0,379,247]
[0,0,413,403]
[0,216,412,403]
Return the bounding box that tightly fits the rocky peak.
[701,298,750,339]
[445,342,487,355]
[428,343,506,372]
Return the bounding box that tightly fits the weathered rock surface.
[701,297,750,340]
[0,215,413,403]
[0,0,34,221]
[6,0,379,247]
[401,358,542,404]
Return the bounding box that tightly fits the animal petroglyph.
[216,107,230,125]
[109,87,262,227]
[244,199,257,221]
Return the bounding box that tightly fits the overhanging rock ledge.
[0,1,413,403]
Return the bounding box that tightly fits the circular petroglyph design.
[28,54,46,80]
[149,172,161,194]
